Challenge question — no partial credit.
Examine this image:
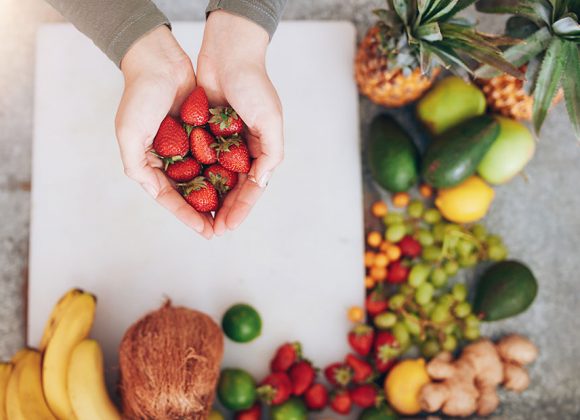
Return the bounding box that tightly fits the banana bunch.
[0,288,121,420]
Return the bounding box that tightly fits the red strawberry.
[204,164,238,194]
[165,157,201,182]
[257,372,292,406]
[348,324,375,357]
[209,106,244,136]
[374,331,399,373]
[365,290,388,317]
[181,176,218,212]
[215,135,251,173]
[330,390,352,415]
[271,342,301,372]
[386,261,410,284]
[304,383,328,411]
[345,354,373,384]
[289,360,315,396]
[349,384,380,408]
[189,127,217,164]
[234,403,261,420]
[324,362,353,387]
[399,235,422,258]
[180,86,209,126]
[152,116,189,162]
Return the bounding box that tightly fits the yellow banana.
[39,288,84,351]
[68,340,121,420]
[0,362,13,420]
[43,293,96,420]
[6,349,57,420]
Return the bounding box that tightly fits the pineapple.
[476,0,580,138]
[354,0,522,108]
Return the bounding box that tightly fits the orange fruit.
[365,276,376,289]
[385,244,402,261]
[392,192,411,208]
[371,201,389,218]
[348,306,365,323]
[419,184,434,198]
[367,231,382,248]
[370,266,388,282]
[364,251,376,268]
[373,253,389,268]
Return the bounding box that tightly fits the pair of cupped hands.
[115,11,284,239]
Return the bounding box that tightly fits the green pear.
[417,76,486,135]
[477,117,535,185]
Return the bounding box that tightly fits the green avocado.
[417,76,487,135]
[359,406,399,420]
[368,115,420,193]
[473,260,538,322]
[422,115,500,188]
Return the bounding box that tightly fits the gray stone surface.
[1,0,579,418]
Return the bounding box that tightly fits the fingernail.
[258,171,272,188]
[141,183,158,198]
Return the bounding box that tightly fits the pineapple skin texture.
[355,27,439,108]
[478,69,563,121]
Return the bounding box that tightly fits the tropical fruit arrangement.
[152,86,250,212]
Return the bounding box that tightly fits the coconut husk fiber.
[119,301,224,419]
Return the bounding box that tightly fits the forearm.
[45,0,169,67]
[206,0,287,39]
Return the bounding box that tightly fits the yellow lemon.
[385,358,430,415]
[435,176,494,223]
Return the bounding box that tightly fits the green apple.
[477,117,535,185]
[417,76,486,135]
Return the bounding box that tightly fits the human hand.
[197,11,284,236]
[116,26,214,239]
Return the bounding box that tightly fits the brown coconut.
[119,301,224,419]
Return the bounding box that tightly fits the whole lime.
[222,303,262,343]
[217,368,256,411]
[270,397,307,420]
[359,406,398,420]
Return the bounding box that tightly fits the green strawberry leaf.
[560,41,580,140]
[532,37,567,133]
[475,27,553,78]
[416,22,443,41]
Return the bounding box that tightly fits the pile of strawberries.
[151,87,251,212]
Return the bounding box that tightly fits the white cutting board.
[29,22,363,386]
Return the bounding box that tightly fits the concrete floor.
[1,1,579,418]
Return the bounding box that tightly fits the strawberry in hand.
[209,106,244,136]
[190,127,218,164]
[257,372,292,406]
[151,116,189,166]
[204,164,238,195]
[348,324,375,357]
[165,158,201,182]
[181,177,219,213]
[180,86,210,126]
[270,342,302,373]
[214,135,251,173]
[288,360,315,396]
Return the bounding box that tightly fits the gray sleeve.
[45,0,170,68]
[206,0,287,39]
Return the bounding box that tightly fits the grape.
[439,294,455,307]
[459,254,478,267]
[452,284,467,302]
[422,245,442,262]
[415,282,434,306]
[488,244,508,261]
[457,239,475,258]
[443,323,458,335]
[430,304,451,323]
[446,235,460,249]
[442,334,458,352]
[392,322,410,347]
[400,283,415,296]
[423,209,442,225]
[386,223,406,243]
[430,267,448,288]
[486,234,502,246]
[389,294,406,310]
[432,223,446,242]
[375,312,398,329]
[454,302,472,318]
[423,301,436,316]
[465,314,480,329]
[443,260,459,276]
[405,223,415,235]
[409,264,431,287]
[421,339,441,358]
[471,224,487,241]
[407,200,425,218]
[384,212,404,226]
[463,326,481,340]
[404,315,422,336]
[417,229,435,247]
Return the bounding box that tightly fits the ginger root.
[419,334,538,417]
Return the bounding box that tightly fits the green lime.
[222,303,262,343]
[270,397,307,420]
[359,405,399,420]
[217,368,256,411]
